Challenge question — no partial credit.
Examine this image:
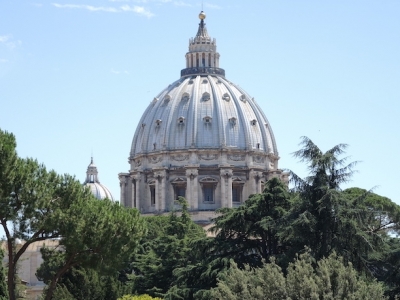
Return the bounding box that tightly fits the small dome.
[83,157,115,201]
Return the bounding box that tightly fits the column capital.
[130,173,141,181]
[119,176,127,186]
[186,169,198,178]
[220,169,233,178]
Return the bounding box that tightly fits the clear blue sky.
[1,1,399,205]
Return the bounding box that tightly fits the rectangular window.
[150,186,156,206]
[204,186,214,202]
[232,186,241,203]
[175,186,186,200]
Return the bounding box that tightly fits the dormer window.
[203,116,212,124]
[153,143,157,150]
[240,94,247,102]
[163,95,171,105]
[141,123,146,128]
[181,93,190,102]
[202,79,208,84]
[178,117,185,125]
[222,93,230,101]
[202,92,210,101]
[229,117,237,126]
[251,119,257,126]
[155,119,162,126]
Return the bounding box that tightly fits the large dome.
[119,12,287,221]
[130,75,278,156]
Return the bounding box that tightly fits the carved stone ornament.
[186,169,199,177]
[253,172,262,180]
[253,155,265,163]
[220,169,233,178]
[199,153,218,160]
[131,174,141,181]
[150,156,162,164]
[171,154,189,161]
[228,154,245,161]
[154,172,164,179]
[135,159,141,167]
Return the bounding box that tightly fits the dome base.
[181,67,225,77]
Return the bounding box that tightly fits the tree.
[343,187,400,299]
[284,136,359,260]
[0,129,89,300]
[131,197,206,298]
[164,178,292,300]
[37,198,145,300]
[210,177,291,266]
[211,251,387,300]
[39,266,131,300]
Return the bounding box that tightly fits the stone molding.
[199,153,218,160]
[228,154,245,161]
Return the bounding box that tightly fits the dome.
[83,157,115,201]
[130,76,278,156]
[119,12,287,220]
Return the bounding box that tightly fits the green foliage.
[343,187,400,298]
[118,295,162,300]
[41,267,131,300]
[163,178,291,299]
[1,129,93,300]
[210,177,291,266]
[131,198,206,298]
[211,252,387,300]
[0,249,7,300]
[37,199,145,300]
[286,137,359,260]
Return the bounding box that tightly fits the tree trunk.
[44,260,74,300]
[7,239,16,300]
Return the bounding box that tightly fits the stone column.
[186,167,199,210]
[132,173,141,211]
[119,177,126,206]
[186,170,192,207]
[220,170,226,207]
[153,170,166,212]
[160,173,166,211]
[154,174,159,211]
[220,168,233,208]
[227,173,233,208]
[253,171,262,194]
